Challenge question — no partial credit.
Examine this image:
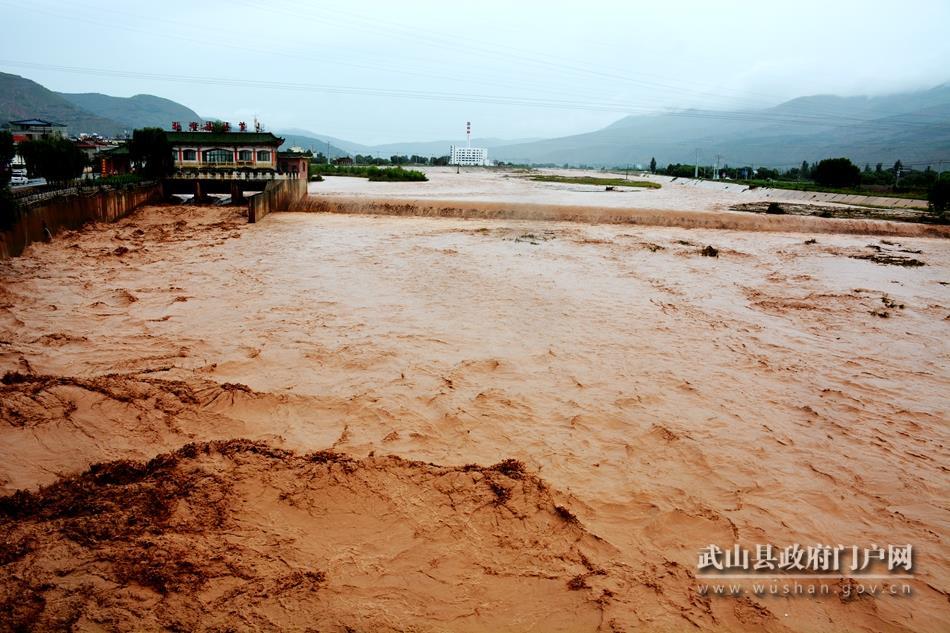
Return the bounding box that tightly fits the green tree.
[129,128,174,178]
[892,160,903,174]
[928,175,950,221]
[801,160,809,178]
[0,130,17,231]
[649,157,656,173]
[812,158,861,188]
[875,163,883,173]
[0,130,13,187]
[18,137,87,185]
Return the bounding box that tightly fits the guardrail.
[2,182,163,259]
[166,171,300,180]
[13,181,158,208]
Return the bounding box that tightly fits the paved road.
[10,177,47,190]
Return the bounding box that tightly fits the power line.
[234,0,950,124]
[3,0,575,102]
[4,59,946,135]
[242,0,788,107]
[13,0,945,126]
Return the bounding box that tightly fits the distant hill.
[363,137,543,158]
[58,92,203,132]
[277,128,542,160]
[492,84,950,168]
[274,130,358,159]
[5,69,948,167]
[0,72,126,136]
[277,128,370,156]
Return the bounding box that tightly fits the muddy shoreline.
[296,196,950,238]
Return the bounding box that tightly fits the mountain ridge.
[57,92,204,132]
[3,70,949,167]
[492,83,950,167]
[0,72,126,136]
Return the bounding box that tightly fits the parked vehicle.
[10,175,29,186]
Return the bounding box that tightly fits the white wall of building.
[450,145,490,166]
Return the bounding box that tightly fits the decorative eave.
[166,131,284,147]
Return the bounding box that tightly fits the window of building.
[256,150,271,162]
[202,149,233,163]
[182,149,197,161]
[238,150,253,161]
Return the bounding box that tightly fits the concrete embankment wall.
[1,183,163,259]
[651,176,929,209]
[248,178,308,223]
[754,187,928,209]
[295,196,950,239]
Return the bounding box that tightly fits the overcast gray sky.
[2,0,948,144]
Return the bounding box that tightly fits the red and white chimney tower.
[466,121,471,148]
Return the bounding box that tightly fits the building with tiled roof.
[167,129,284,171]
[7,119,67,142]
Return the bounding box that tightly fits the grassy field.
[731,201,940,224]
[732,179,927,200]
[309,164,428,182]
[528,175,661,189]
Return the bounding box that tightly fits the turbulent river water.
[0,202,947,631]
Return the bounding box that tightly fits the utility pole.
[326,140,331,165]
[694,148,699,179]
[625,164,629,180]
[714,154,721,180]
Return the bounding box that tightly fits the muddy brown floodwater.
[0,204,947,632]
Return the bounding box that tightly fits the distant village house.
[7,118,67,143]
[277,149,311,177]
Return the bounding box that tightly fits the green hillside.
[0,72,126,136]
[492,84,950,167]
[58,92,203,131]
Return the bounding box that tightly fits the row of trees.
[646,155,947,219]
[796,158,943,191]
[309,163,428,181]
[346,154,451,166]
[10,127,174,186]
[17,137,89,185]
[1,131,16,230]
[648,156,942,190]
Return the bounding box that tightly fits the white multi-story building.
[450,145,490,166]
